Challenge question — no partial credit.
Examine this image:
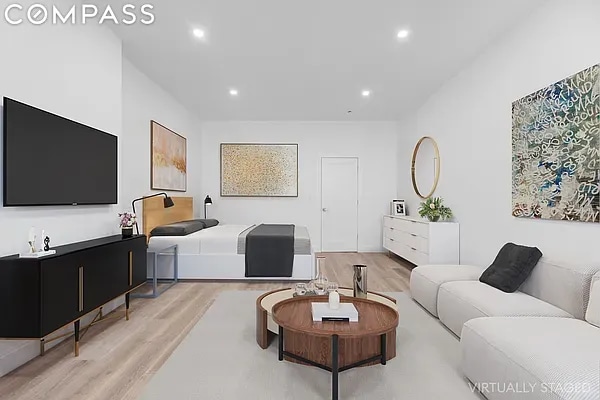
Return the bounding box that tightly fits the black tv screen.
[2,97,118,206]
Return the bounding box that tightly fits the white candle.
[328,291,340,309]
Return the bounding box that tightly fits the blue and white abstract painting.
[512,64,600,222]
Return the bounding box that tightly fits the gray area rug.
[139,291,484,400]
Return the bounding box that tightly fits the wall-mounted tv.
[2,97,118,206]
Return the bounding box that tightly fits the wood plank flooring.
[0,252,412,400]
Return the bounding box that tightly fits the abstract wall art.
[151,120,187,191]
[512,64,600,222]
[220,143,298,197]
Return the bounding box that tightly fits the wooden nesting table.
[256,287,397,349]
[267,293,399,400]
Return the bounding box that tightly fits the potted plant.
[119,212,136,238]
[418,197,453,222]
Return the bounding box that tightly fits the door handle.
[322,208,328,212]
[78,266,84,312]
[129,251,133,286]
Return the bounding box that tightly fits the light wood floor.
[0,252,412,400]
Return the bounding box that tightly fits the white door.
[321,157,358,252]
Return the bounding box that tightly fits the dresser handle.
[128,251,133,286]
[410,234,417,237]
[78,266,84,312]
[410,247,417,251]
[389,238,394,242]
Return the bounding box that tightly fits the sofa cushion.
[410,265,484,317]
[437,281,572,337]
[586,272,600,328]
[479,242,542,293]
[519,260,600,320]
[461,317,600,400]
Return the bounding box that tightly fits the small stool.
[410,265,483,317]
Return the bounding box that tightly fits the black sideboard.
[0,234,147,356]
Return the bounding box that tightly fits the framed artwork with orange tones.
[220,143,298,197]
[151,120,187,191]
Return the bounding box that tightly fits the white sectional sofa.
[410,260,600,400]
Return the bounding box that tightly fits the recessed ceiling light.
[192,28,205,39]
[361,90,371,97]
[229,89,239,96]
[397,29,410,39]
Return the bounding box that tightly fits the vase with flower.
[418,197,453,222]
[119,212,136,238]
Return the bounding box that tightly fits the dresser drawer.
[402,231,429,254]
[383,237,403,255]
[396,244,429,266]
[383,216,394,228]
[388,217,429,238]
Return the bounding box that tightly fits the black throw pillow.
[479,243,543,293]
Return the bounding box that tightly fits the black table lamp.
[131,192,175,235]
[204,195,212,219]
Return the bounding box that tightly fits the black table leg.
[125,292,130,321]
[278,326,284,361]
[74,320,80,357]
[381,333,387,365]
[332,334,339,400]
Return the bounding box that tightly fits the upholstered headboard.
[142,196,194,239]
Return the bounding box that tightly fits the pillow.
[479,243,543,293]
[150,220,205,236]
[200,219,219,228]
[585,273,600,328]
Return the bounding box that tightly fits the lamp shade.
[163,196,174,208]
[204,195,213,205]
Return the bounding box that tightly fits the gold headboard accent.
[142,196,194,239]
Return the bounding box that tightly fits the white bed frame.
[148,251,316,281]
[142,195,316,281]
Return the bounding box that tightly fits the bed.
[142,196,316,280]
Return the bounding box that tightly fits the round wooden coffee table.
[256,287,397,349]
[272,296,398,400]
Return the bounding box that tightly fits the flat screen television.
[2,97,118,206]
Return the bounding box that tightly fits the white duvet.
[147,224,252,255]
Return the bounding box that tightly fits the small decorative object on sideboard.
[43,235,51,252]
[418,196,453,222]
[28,227,37,253]
[20,227,56,258]
[119,212,136,238]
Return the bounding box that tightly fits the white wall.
[0,21,123,376]
[397,0,600,267]
[121,59,203,225]
[0,27,201,378]
[200,121,398,252]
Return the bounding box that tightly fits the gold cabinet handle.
[78,266,84,312]
[128,251,133,286]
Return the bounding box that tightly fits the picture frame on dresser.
[391,200,406,216]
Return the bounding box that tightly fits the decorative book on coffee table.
[311,302,358,322]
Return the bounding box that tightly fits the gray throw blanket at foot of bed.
[245,224,295,277]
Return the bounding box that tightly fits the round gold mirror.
[411,136,440,199]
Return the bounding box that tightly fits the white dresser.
[382,215,459,266]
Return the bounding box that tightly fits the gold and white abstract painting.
[220,143,298,197]
[151,121,187,191]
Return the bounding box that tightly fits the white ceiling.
[110,0,546,121]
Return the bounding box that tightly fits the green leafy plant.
[418,197,453,222]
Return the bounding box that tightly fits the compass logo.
[4,3,155,25]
